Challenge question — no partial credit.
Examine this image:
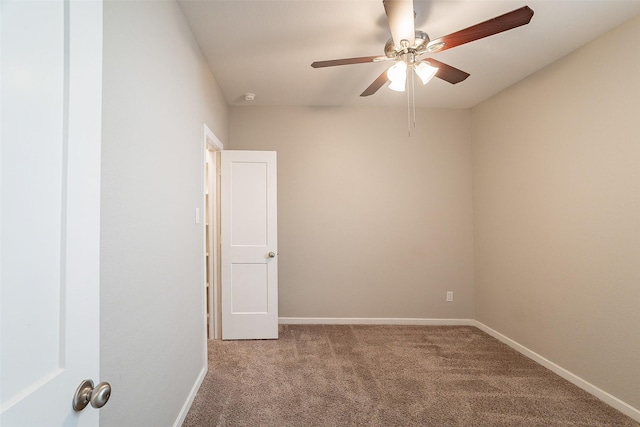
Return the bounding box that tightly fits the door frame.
[203,124,223,341]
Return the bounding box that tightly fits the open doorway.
[203,124,223,339]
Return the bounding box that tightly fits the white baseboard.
[279,317,475,326]
[173,365,207,427]
[472,320,640,423]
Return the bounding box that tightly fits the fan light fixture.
[386,54,440,136]
[387,60,438,93]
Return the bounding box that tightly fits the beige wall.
[471,14,640,409]
[101,2,228,426]
[229,107,475,319]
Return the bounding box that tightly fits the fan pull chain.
[407,66,411,137]
[406,64,417,137]
[412,67,416,128]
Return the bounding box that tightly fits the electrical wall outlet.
[446,291,454,302]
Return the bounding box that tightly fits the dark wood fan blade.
[383,0,415,48]
[360,70,390,97]
[426,6,534,54]
[311,56,383,68]
[421,59,470,84]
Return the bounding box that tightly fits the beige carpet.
[183,325,639,426]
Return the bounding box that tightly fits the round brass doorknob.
[268,251,276,258]
[72,379,112,411]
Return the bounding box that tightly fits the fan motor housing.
[385,30,430,58]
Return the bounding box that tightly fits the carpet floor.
[183,325,639,426]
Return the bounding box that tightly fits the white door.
[1,1,103,426]
[220,151,278,340]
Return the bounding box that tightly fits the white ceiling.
[178,0,640,109]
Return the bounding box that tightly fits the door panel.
[1,0,65,402]
[231,263,269,313]
[0,1,103,425]
[221,151,278,340]
[230,162,268,246]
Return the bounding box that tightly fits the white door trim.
[203,125,223,342]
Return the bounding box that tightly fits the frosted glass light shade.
[388,78,406,92]
[415,62,438,85]
[387,62,407,92]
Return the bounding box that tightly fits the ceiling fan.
[311,1,534,97]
